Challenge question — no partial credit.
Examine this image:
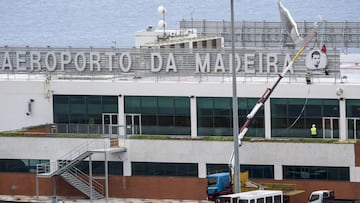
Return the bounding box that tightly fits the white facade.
[0,137,357,180]
[0,76,357,137]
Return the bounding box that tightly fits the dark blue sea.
[0,0,358,48]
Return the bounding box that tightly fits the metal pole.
[36,175,39,200]
[231,0,241,193]
[105,151,109,202]
[89,156,93,202]
[52,176,57,203]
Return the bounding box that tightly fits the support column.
[198,162,207,178]
[264,99,271,139]
[339,98,347,140]
[123,153,132,176]
[190,96,197,138]
[118,95,125,136]
[274,163,283,180]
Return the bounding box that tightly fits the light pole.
[230,0,241,194]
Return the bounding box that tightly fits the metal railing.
[180,20,360,49]
[61,167,104,199]
[54,124,103,134]
[36,140,109,176]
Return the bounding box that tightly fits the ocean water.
[0,0,358,48]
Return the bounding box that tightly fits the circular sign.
[305,49,328,71]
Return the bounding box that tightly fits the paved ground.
[0,195,213,203]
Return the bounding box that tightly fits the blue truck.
[207,172,233,200]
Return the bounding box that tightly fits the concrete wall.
[1,137,360,201]
[0,137,357,180]
[1,78,359,132]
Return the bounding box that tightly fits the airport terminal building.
[1,20,360,202]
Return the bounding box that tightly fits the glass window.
[274,195,282,203]
[54,114,69,123]
[197,97,264,137]
[323,100,339,117]
[174,97,190,116]
[309,194,320,202]
[305,99,322,117]
[0,159,49,173]
[70,96,86,113]
[69,113,86,124]
[141,97,158,114]
[270,99,287,118]
[288,99,306,117]
[197,98,214,116]
[103,96,118,113]
[271,98,339,138]
[53,95,69,113]
[75,161,123,175]
[347,99,360,117]
[283,165,349,181]
[237,98,246,113]
[206,164,273,179]
[257,198,264,203]
[158,115,174,125]
[241,164,274,179]
[206,163,229,175]
[132,162,198,177]
[125,96,190,135]
[87,96,102,114]
[87,114,102,124]
[53,95,118,126]
[214,98,231,116]
[125,96,141,113]
[158,97,174,115]
[175,116,190,127]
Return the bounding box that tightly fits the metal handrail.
[37,140,109,176]
[66,167,104,196]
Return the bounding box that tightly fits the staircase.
[36,139,126,200]
[61,167,104,199]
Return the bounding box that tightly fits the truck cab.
[207,172,232,200]
[308,190,335,203]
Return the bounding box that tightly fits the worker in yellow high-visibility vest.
[311,124,317,136]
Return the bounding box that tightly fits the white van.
[215,190,283,203]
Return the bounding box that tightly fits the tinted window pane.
[54,95,69,113]
[132,162,198,177]
[347,99,360,117]
[70,96,86,113]
[272,98,339,138]
[53,95,118,125]
[75,161,123,175]
[0,159,49,173]
[125,96,141,113]
[283,166,349,181]
[206,164,229,175]
[175,97,190,116]
[158,97,174,115]
[103,96,118,113]
[142,97,157,114]
[87,96,102,114]
[214,98,231,116]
